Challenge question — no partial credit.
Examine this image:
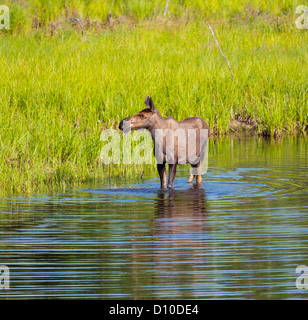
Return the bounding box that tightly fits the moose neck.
[147,110,165,138]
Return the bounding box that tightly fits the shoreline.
[227,119,308,137]
[1,133,307,196]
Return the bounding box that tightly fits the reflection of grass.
[209,136,308,172]
[0,1,307,194]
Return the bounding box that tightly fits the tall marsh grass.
[0,1,307,193]
[3,0,299,32]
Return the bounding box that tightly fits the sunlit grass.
[0,1,307,194]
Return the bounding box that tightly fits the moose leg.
[187,174,195,183]
[168,163,177,188]
[196,175,202,185]
[157,163,167,189]
[191,162,202,185]
[196,161,202,185]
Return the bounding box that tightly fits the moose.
[119,96,210,189]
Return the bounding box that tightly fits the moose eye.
[139,114,145,119]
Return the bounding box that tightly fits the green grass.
[2,0,299,30]
[0,1,307,194]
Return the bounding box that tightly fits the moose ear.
[144,95,155,111]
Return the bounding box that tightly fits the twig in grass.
[106,0,114,25]
[206,22,237,84]
[56,17,86,39]
[164,0,170,18]
[109,0,114,16]
[230,127,240,136]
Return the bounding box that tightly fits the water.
[0,136,307,299]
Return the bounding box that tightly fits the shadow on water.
[0,136,308,299]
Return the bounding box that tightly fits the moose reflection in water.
[151,185,209,294]
[155,184,208,217]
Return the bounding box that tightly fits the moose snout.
[119,117,132,132]
[118,120,124,131]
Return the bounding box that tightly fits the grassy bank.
[0,1,307,194]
